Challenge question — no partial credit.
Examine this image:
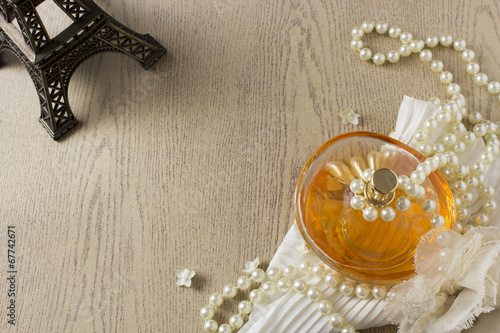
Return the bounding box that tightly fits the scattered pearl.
[361,21,375,33]
[351,27,364,39]
[292,279,307,293]
[283,265,297,278]
[475,213,489,226]
[204,319,219,333]
[388,26,401,38]
[484,200,498,212]
[201,306,215,320]
[458,207,469,220]
[341,325,356,333]
[419,49,432,62]
[373,52,386,65]
[372,285,387,299]
[387,50,400,63]
[474,73,488,86]
[483,186,496,198]
[466,62,480,75]
[447,83,460,95]
[430,215,445,229]
[375,22,388,34]
[350,195,366,210]
[425,36,439,48]
[229,314,244,329]
[307,287,322,301]
[350,179,365,194]
[277,278,292,293]
[395,196,411,211]
[209,293,224,307]
[237,276,251,290]
[355,284,371,298]
[299,261,312,275]
[223,285,238,298]
[400,31,412,44]
[325,273,340,287]
[380,207,396,222]
[266,267,281,281]
[339,282,354,296]
[359,48,372,61]
[453,39,466,51]
[363,206,379,222]
[218,324,232,333]
[329,313,344,328]
[249,289,263,303]
[350,39,363,51]
[487,81,500,94]
[317,300,333,314]
[399,45,411,57]
[461,49,475,62]
[251,269,265,282]
[238,301,253,315]
[312,264,326,278]
[439,35,453,46]
[439,71,453,84]
[430,60,443,72]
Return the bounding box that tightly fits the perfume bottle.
[294,132,457,285]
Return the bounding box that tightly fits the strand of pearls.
[350,22,500,232]
[201,261,388,332]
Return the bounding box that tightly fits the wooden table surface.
[1,1,499,332]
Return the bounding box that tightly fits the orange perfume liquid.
[295,132,456,284]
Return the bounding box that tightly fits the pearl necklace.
[350,22,499,232]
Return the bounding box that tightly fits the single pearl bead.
[455,165,469,178]
[350,195,366,210]
[223,284,238,298]
[361,21,375,33]
[410,170,426,184]
[465,176,479,189]
[299,261,312,275]
[461,49,475,62]
[474,124,487,138]
[417,163,432,176]
[362,168,375,182]
[201,306,215,320]
[396,196,412,211]
[471,162,485,174]
[458,207,469,220]
[430,215,445,229]
[266,267,281,281]
[249,289,263,303]
[307,287,322,301]
[446,154,459,168]
[447,83,460,95]
[204,319,219,333]
[351,27,364,39]
[453,123,466,134]
[350,39,363,51]
[218,324,232,333]
[444,133,457,146]
[475,214,489,226]
[478,174,486,186]
[399,45,411,57]
[262,281,276,295]
[424,158,439,171]
[466,62,480,75]
[436,111,452,124]
[292,279,307,293]
[341,325,356,333]
[418,185,426,199]
[409,40,421,53]
[398,175,410,189]
[237,276,251,290]
[418,144,432,156]
[400,31,412,44]
[456,223,464,234]
[487,144,500,155]
[421,199,436,213]
[380,207,396,222]
[425,36,439,48]
[350,179,365,194]
[372,285,387,299]
[474,73,488,86]
[312,264,326,278]
[454,141,466,154]
[425,119,438,131]
[325,273,340,287]
[487,81,500,94]
[373,52,386,65]
[317,300,333,314]
[453,39,466,51]
[439,71,453,84]
[277,278,292,293]
[440,35,453,46]
[419,49,432,62]
[434,153,447,167]
[329,313,344,328]
[436,231,451,246]
[251,269,265,282]
[339,282,354,296]
[229,314,244,329]
[430,60,443,72]
[283,265,296,278]
[359,48,372,61]
[363,206,378,221]
[355,284,371,298]
[375,22,389,34]
[454,181,468,193]
[388,26,401,38]
[387,50,400,63]
[238,300,253,314]
[461,192,474,205]
[464,131,477,144]
[209,293,224,307]
[484,200,498,212]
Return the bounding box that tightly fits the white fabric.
[240,96,500,333]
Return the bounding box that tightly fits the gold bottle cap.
[365,168,398,207]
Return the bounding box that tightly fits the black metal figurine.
[0,0,166,139]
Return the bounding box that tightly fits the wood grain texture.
[0,0,499,332]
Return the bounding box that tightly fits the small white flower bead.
[317,300,333,314]
[325,273,340,287]
[350,179,365,194]
[487,81,500,94]
[312,264,326,278]
[362,168,375,182]
[266,267,281,281]
[400,31,412,44]
[439,71,453,84]
[466,62,480,75]
[351,27,364,39]
[249,289,264,303]
[223,285,238,298]
[387,50,400,63]
[363,206,378,222]
[350,195,366,210]
[209,293,224,307]
[421,199,436,213]
[283,265,296,278]
[380,207,396,222]
[262,281,277,295]
[440,35,453,46]
[201,306,215,320]
[329,313,344,328]
[399,44,411,57]
[355,284,371,298]
[419,49,432,62]
[293,279,307,293]
[277,278,292,293]
[395,196,411,211]
[218,324,232,333]
[430,215,445,229]
[339,282,354,296]
[373,52,386,65]
[299,261,312,275]
[307,287,322,301]
[359,48,372,61]
[474,73,488,86]
[361,21,375,33]
[461,49,475,62]
[237,276,251,290]
[430,60,443,72]
[453,39,466,51]
[388,26,401,38]
[251,269,265,282]
[238,300,253,315]
[375,22,388,34]
[372,285,387,299]
[350,39,363,51]
[229,314,244,329]
[204,319,218,333]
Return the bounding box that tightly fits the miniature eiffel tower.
[0,0,166,139]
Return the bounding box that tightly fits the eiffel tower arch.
[0,0,166,139]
